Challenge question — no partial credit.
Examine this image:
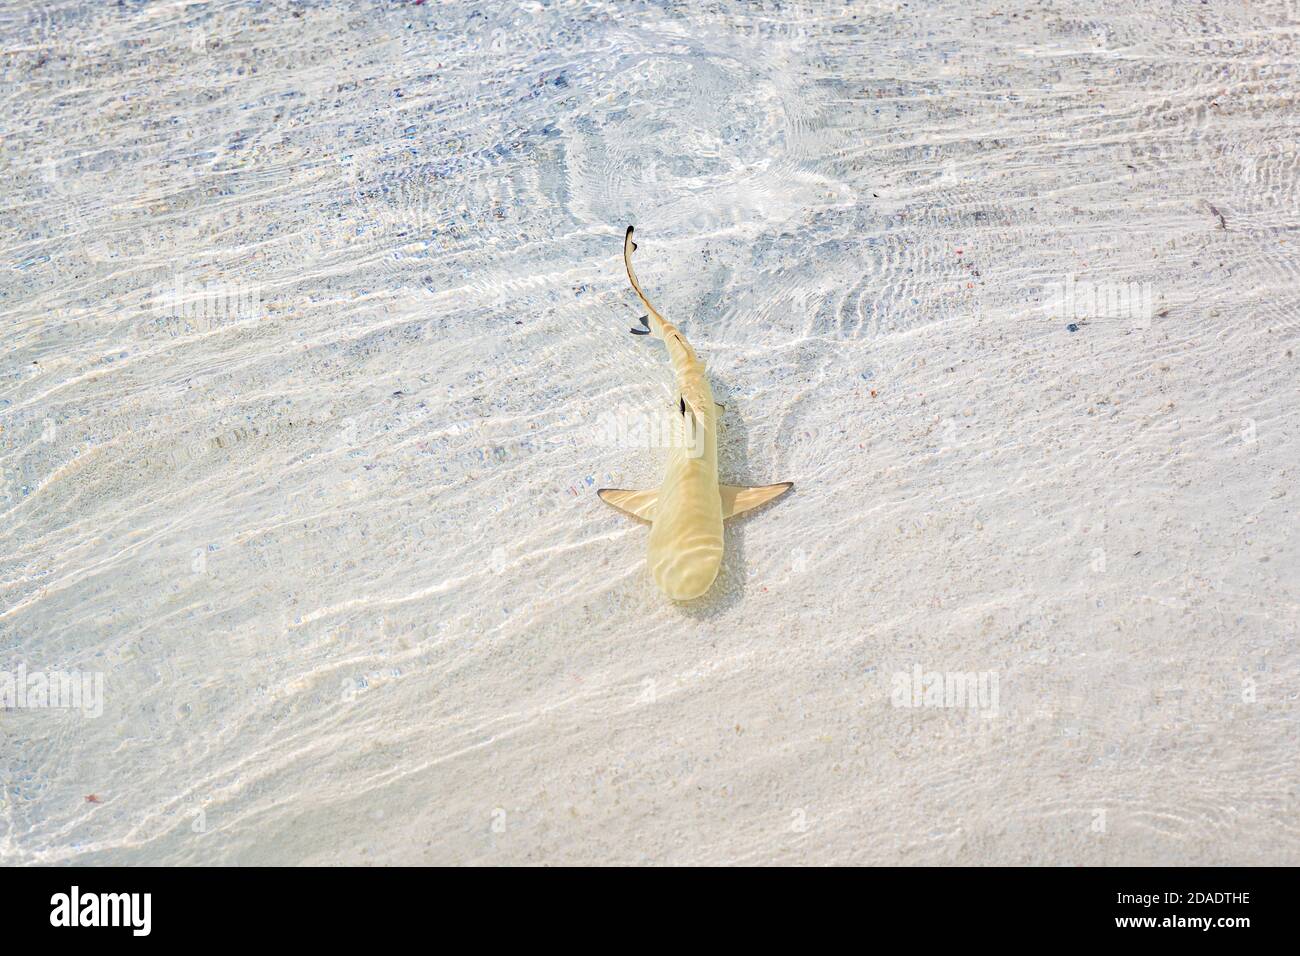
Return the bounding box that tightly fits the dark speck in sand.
[1067,323,1079,332]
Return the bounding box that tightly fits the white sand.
[1,0,1296,865]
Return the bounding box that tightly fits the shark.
[598,226,793,600]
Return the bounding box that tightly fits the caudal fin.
[623,226,665,338]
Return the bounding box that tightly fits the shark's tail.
[624,226,667,339]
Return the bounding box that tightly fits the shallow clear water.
[2,0,1297,864]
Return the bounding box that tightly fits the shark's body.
[598,227,792,600]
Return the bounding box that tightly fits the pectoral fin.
[720,482,793,519]
[597,488,658,523]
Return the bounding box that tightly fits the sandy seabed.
[1,0,1297,865]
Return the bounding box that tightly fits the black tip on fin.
[637,314,649,328]
[630,327,650,335]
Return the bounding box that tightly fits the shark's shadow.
[675,374,774,621]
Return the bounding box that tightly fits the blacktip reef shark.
[598,226,793,601]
